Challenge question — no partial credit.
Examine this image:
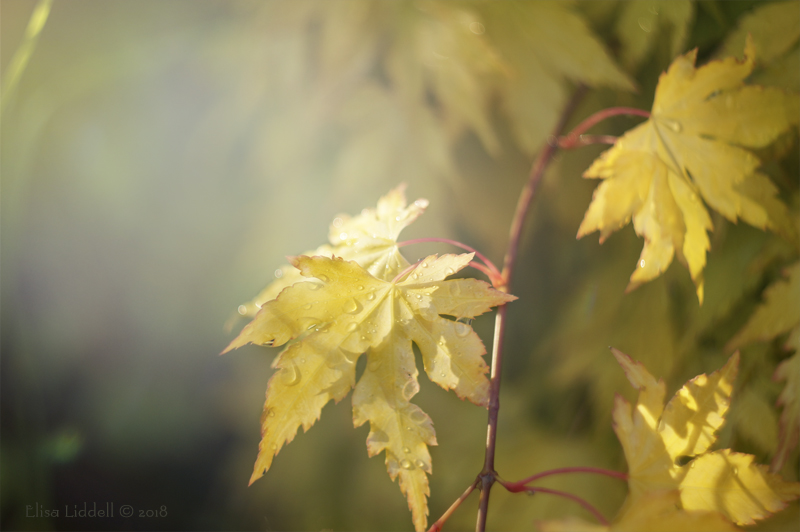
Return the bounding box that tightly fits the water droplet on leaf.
[400,459,413,470]
[281,361,301,386]
[455,321,470,337]
[343,299,361,314]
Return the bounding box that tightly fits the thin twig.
[505,466,627,490]
[502,484,610,526]
[428,480,479,532]
[558,134,618,149]
[475,86,589,532]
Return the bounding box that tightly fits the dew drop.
[412,272,419,279]
[303,303,312,310]
[300,358,306,363]
[416,294,423,300]
[440,372,446,378]
[237,305,247,315]
[400,459,414,470]
[274,269,284,278]
[343,299,361,314]
[455,321,471,337]
[317,274,330,282]
[298,317,318,330]
[438,340,445,346]
[640,259,646,268]
[281,361,301,386]
[403,447,411,454]
[415,459,426,469]
[393,288,401,298]
[271,443,278,450]
[410,411,427,424]
[357,285,364,291]
[346,322,358,332]
[421,262,428,268]
[445,267,454,276]
[367,292,376,301]
[268,410,276,418]
[332,217,344,228]
[732,467,739,476]
[339,232,348,241]
[402,380,418,401]
[306,282,323,291]
[414,199,429,209]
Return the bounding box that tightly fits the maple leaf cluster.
[223,187,515,531]
[540,350,800,531]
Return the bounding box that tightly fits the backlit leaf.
[611,350,800,525]
[225,252,515,531]
[579,40,799,303]
[237,185,427,316]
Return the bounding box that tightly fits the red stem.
[558,134,618,149]
[504,467,627,490]
[397,237,502,279]
[427,480,479,532]
[475,86,589,532]
[501,483,609,527]
[566,106,650,138]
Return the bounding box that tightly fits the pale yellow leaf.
[237,185,427,316]
[225,252,515,531]
[658,353,738,461]
[352,329,436,532]
[579,40,798,302]
[681,449,800,525]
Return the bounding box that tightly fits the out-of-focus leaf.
[481,1,634,154]
[718,1,800,64]
[773,329,800,472]
[727,262,800,350]
[615,0,694,70]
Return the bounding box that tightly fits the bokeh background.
[2,1,798,530]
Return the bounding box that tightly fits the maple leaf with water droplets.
[224,253,515,531]
[578,38,799,303]
[237,185,428,317]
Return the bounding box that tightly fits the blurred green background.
[2,1,798,530]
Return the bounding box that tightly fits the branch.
[500,483,610,527]
[475,85,588,532]
[428,480,479,532]
[504,466,627,491]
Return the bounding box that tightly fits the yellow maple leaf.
[237,185,428,317]
[727,262,800,471]
[611,349,800,525]
[538,491,738,532]
[578,39,799,303]
[224,252,515,531]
